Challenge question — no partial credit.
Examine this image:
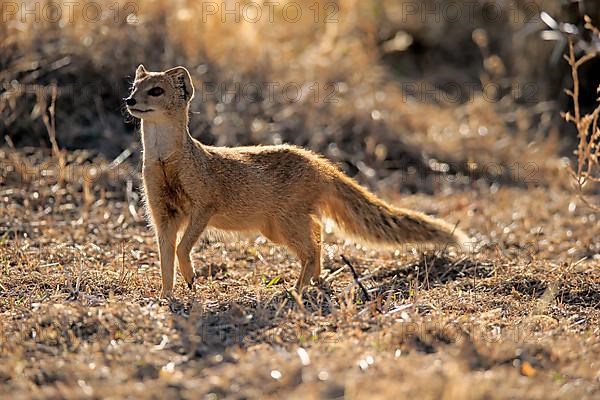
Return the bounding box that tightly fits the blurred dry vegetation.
[2,0,598,187]
[1,0,600,399]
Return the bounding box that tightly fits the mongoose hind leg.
[296,216,323,291]
[262,215,323,291]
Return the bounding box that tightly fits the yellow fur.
[126,65,469,298]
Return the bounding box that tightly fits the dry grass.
[564,16,600,210]
[2,2,600,398]
[0,0,571,186]
[1,148,599,399]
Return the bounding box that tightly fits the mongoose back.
[126,65,469,298]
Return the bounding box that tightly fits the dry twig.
[563,16,600,210]
[340,254,371,303]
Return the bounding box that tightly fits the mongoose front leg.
[176,210,211,290]
[156,219,179,298]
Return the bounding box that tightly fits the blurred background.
[1,0,599,193]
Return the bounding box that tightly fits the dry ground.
[2,1,599,398]
[0,148,599,399]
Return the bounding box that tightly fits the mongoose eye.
[148,87,164,97]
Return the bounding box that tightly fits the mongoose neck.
[141,118,192,162]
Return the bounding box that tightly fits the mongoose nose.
[126,97,136,106]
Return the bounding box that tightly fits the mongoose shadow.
[166,286,336,357]
[165,253,491,356]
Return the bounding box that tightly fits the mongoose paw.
[293,276,323,293]
[310,276,326,287]
[187,275,195,291]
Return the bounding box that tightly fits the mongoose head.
[126,65,195,122]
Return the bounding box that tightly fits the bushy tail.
[320,170,469,250]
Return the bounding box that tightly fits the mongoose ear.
[165,66,195,103]
[135,64,148,80]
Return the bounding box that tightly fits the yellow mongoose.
[126,65,469,298]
